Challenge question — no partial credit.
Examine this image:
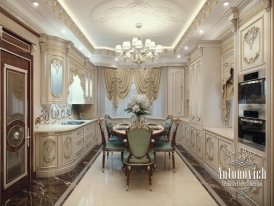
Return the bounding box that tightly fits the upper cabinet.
[167,68,184,117]
[84,62,95,104]
[40,35,68,104]
[40,34,96,105]
[239,11,269,72]
[188,42,223,128]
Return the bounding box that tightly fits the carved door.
[1,40,32,202]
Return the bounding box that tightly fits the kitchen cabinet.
[205,132,219,172]
[35,120,98,177]
[84,61,95,104]
[40,35,68,104]
[167,68,184,117]
[239,11,268,72]
[40,34,97,105]
[188,42,223,128]
[189,58,202,125]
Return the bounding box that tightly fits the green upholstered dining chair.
[155,115,173,143]
[98,118,125,172]
[104,114,123,143]
[153,119,180,173]
[123,123,155,191]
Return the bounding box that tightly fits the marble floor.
[3,145,101,206]
[2,145,242,206]
[63,152,218,206]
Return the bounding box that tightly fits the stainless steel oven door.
[238,78,266,104]
[238,117,265,151]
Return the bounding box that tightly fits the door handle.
[25,128,30,147]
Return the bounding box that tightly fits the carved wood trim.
[0,6,40,37]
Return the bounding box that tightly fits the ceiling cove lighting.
[115,23,163,65]
[223,1,230,7]
[33,1,39,7]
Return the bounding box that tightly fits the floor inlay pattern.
[2,145,101,206]
[176,145,242,206]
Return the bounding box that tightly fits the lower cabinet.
[195,129,203,158]
[205,133,219,171]
[40,136,58,168]
[218,139,233,170]
[181,123,204,162]
[62,132,74,165]
[35,120,98,177]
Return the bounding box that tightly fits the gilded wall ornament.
[244,26,259,50]
[244,52,260,65]
[196,132,201,152]
[206,137,214,161]
[64,137,72,159]
[43,139,56,163]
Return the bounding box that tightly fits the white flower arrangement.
[125,95,151,116]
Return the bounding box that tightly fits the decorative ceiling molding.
[225,7,239,32]
[174,0,219,52]
[221,35,234,55]
[42,0,95,52]
[93,0,180,24]
[239,0,270,28]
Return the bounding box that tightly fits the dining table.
[113,122,165,138]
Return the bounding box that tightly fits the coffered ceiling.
[0,0,242,67]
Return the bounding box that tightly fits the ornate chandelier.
[115,23,163,65]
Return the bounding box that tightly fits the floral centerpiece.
[125,95,151,122]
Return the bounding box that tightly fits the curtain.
[104,68,133,108]
[134,68,161,103]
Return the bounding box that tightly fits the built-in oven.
[238,70,266,104]
[238,70,266,151]
[238,115,265,151]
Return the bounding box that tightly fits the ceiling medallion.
[94,0,179,24]
[115,23,163,66]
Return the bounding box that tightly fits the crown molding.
[174,0,219,52]
[0,6,40,37]
[42,0,95,53]
[238,0,271,28]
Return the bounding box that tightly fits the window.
[103,80,165,118]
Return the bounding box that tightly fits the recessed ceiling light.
[62,29,66,34]
[33,1,39,7]
[223,1,230,6]
[88,53,91,58]
[177,54,181,58]
[79,46,82,50]
[199,30,204,34]
[115,57,119,61]
[184,46,189,50]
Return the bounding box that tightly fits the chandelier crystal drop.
[115,23,163,65]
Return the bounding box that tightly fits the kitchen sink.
[62,120,86,125]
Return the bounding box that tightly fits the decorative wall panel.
[240,16,264,71]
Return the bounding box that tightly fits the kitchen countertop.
[180,117,189,123]
[204,127,234,140]
[34,119,96,133]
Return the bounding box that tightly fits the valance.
[103,68,161,107]
[104,68,133,108]
[134,68,161,103]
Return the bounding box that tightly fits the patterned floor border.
[176,145,241,206]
